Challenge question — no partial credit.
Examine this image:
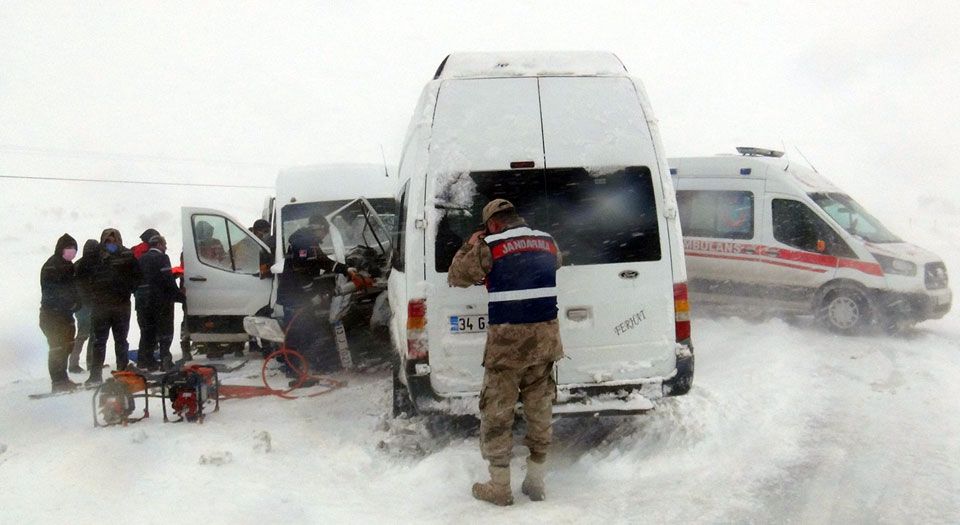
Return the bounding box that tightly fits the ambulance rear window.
[433,166,660,272]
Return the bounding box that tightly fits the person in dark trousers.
[137,235,185,371]
[84,228,141,385]
[39,233,80,392]
[278,213,365,382]
[68,239,99,374]
[131,228,159,364]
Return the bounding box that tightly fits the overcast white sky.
[1,0,959,233]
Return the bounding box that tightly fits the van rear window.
[434,167,661,272]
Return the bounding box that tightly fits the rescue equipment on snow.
[92,370,150,427]
[161,365,220,423]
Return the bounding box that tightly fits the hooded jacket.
[73,239,100,307]
[40,233,79,314]
[132,228,159,260]
[86,228,141,307]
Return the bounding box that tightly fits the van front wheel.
[818,288,871,334]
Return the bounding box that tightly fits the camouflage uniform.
[448,218,563,467]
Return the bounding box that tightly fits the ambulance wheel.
[819,288,871,334]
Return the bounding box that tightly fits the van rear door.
[539,77,677,384]
[425,78,544,394]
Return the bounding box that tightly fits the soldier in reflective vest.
[448,198,564,506]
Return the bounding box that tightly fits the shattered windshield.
[282,198,395,256]
[809,192,901,243]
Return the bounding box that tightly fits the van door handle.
[188,276,207,282]
[566,308,591,322]
[619,270,639,279]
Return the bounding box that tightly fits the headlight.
[872,253,917,276]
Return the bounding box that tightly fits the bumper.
[878,289,952,322]
[403,345,695,417]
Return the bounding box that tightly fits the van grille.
[925,262,948,290]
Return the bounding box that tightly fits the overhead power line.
[0,143,280,169]
[0,173,272,189]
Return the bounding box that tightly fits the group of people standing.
[38,228,184,392]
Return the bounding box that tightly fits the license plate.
[449,315,487,333]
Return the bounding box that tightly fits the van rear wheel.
[819,288,871,334]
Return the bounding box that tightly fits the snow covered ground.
[1,175,957,522]
[1,313,958,523]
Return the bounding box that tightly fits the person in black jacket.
[136,235,185,370]
[84,228,141,385]
[68,239,99,374]
[277,213,358,378]
[39,233,80,392]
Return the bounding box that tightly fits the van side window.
[392,181,410,272]
[193,214,265,273]
[772,199,855,257]
[676,190,754,239]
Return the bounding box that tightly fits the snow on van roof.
[435,51,627,79]
[275,163,396,206]
[668,154,842,193]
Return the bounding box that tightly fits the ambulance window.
[676,190,754,239]
[192,215,234,271]
[434,170,549,272]
[772,199,855,257]
[392,181,409,272]
[546,166,661,265]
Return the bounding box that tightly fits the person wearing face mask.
[84,228,141,385]
[137,235,185,371]
[39,233,81,392]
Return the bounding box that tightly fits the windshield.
[281,198,395,255]
[808,192,901,243]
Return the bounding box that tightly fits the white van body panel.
[392,52,690,414]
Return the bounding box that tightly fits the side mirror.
[816,240,827,253]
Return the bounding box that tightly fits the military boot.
[521,457,546,501]
[471,465,513,506]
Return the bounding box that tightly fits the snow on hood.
[436,51,627,79]
[864,241,943,264]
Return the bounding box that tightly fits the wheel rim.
[828,295,861,329]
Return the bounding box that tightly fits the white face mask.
[62,248,77,261]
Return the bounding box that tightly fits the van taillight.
[674,283,691,342]
[406,299,428,359]
[510,160,536,169]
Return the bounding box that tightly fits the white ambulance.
[670,148,951,333]
[388,51,692,417]
[180,164,395,356]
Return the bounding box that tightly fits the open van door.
[181,207,274,342]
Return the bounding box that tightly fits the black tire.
[392,362,416,418]
[818,288,871,334]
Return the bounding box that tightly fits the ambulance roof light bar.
[736,146,784,158]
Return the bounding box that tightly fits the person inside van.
[448,198,564,506]
[278,213,369,382]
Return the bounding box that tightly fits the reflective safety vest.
[483,226,559,325]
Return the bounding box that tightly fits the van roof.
[668,153,843,193]
[434,51,628,79]
[275,163,396,206]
